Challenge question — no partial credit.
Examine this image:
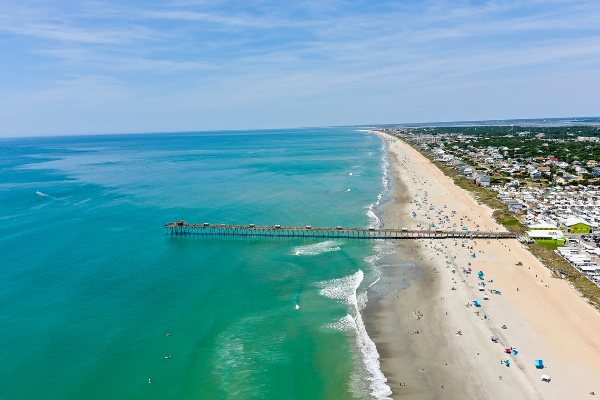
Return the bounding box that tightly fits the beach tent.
[473,300,481,307]
[541,374,551,382]
[483,295,489,300]
[512,350,518,355]
[535,360,544,369]
[505,360,510,367]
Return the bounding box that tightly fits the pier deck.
[165,221,518,240]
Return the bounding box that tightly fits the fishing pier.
[165,221,518,240]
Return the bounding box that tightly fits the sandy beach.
[366,132,600,399]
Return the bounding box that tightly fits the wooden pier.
[164,220,518,240]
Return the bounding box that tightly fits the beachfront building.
[561,217,592,234]
[526,229,566,245]
[528,223,558,230]
[474,175,490,187]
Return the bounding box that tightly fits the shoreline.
[364,131,600,398]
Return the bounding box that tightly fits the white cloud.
[1,0,600,136]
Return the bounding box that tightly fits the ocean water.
[0,128,392,400]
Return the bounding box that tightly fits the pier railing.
[164,221,518,240]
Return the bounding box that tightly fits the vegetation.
[403,124,600,139]
[412,145,525,233]
[526,242,600,310]
[407,139,600,311]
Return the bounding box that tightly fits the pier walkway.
[165,221,518,240]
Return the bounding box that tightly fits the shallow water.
[0,128,394,399]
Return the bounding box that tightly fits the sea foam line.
[319,270,392,400]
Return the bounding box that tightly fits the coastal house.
[508,202,528,213]
[538,166,551,175]
[474,175,491,187]
[530,171,542,180]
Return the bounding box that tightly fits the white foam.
[319,270,392,400]
[292,241,341,256]
[325,314,356,331]
[366,196,383,230]
[35,191,48,197]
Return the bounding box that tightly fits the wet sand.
[364,132,600,399]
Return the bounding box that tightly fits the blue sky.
[1,0,599,136]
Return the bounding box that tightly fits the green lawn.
[535,241,563,251]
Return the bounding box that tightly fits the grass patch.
[535,241,562,251]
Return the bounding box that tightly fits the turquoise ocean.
[0,128,394,400]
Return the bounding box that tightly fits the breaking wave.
[318,270,392,400]
[292,241,341,256]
